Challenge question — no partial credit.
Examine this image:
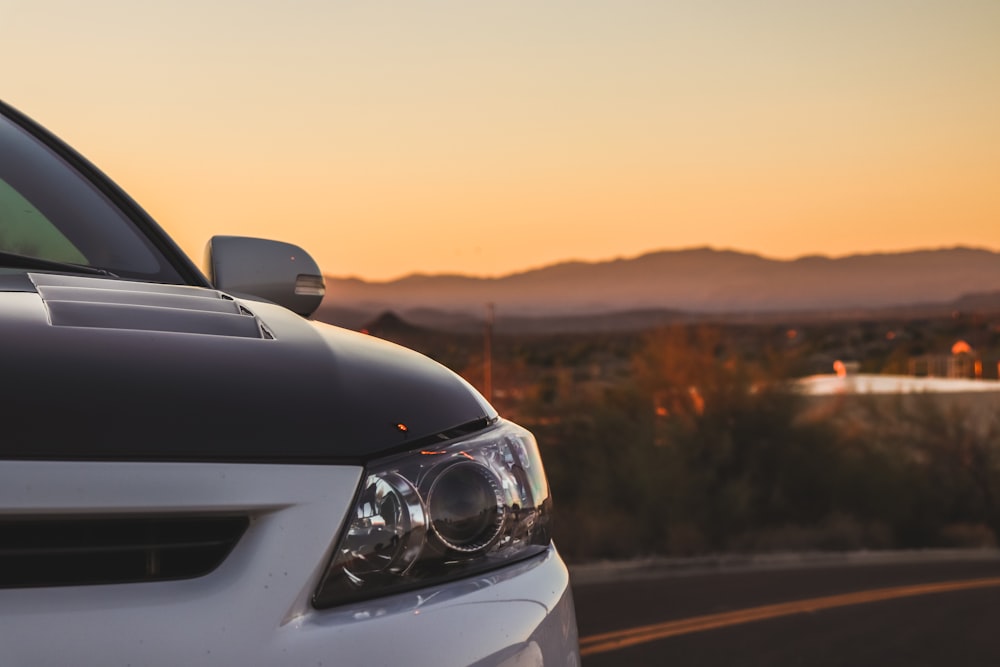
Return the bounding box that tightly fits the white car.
[0,99,579,666]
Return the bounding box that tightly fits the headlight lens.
[313,420,551,607]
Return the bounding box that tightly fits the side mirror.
[206,235,325,317]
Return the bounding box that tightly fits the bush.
[535,326,1000,562]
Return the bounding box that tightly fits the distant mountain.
[315,247,1000,326]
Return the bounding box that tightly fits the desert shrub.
[530,325,1000,562]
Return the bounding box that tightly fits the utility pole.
[484,302,494,402]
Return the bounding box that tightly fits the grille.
[0,515,249,588]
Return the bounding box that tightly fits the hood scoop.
[30,273,270,339]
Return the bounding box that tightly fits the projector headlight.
[313,420,552,607]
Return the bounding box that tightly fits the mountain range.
[314,247,1000,331]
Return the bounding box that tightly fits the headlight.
[313,420,552,607]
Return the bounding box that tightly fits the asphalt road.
[572,555,1000,666]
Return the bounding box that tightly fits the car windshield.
[0,112,185,283]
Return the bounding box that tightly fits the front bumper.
[0,461,578,666]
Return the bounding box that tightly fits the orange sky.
[3,1,999,281]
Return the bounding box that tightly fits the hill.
[314,247,1000,330]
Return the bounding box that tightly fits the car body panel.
[0,460,577,667]
[0,272,496,463]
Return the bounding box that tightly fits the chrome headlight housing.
[313,420,552,607]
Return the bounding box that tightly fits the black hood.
[0,272,496,463]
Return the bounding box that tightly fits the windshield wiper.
[0,250,118,277]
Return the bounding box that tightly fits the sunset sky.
[3,1,998,281]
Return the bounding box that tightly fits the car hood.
[0,272,496,463]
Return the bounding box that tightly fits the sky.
[2,0,999,281]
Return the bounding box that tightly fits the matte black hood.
[0,273,496,463]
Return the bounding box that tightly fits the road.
[572,554,1000,666]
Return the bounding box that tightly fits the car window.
[0,178,88,264]
[0,113,185,282]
